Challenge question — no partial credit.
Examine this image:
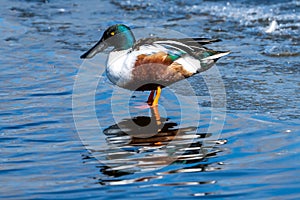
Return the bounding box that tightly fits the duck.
[80,24,229,106]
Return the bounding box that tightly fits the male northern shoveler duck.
[81,24,229,106]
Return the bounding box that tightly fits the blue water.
[1,0,300,199]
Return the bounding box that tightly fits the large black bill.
[80,40,108,59]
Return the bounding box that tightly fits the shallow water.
[1,0,300,199]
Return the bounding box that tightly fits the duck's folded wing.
[152,38,229,61]
[133,37,229,67]
[133,37,220,51]
[177,37,221,45]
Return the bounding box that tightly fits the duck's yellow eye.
[110,32,115,36]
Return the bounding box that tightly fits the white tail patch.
[201,51,230,61]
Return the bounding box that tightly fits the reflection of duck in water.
[81,24,229,106]
[97,106,215,178]
[104,106,198,146]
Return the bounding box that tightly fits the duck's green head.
[81,24,136,59]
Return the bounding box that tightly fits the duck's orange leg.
[152,86,161,106]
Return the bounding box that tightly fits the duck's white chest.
[106,50,136,87]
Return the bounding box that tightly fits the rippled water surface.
[1,0,300,199]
